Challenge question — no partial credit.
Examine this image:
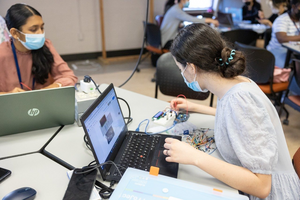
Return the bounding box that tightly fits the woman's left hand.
[163,138,200,165]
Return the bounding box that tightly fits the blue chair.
[280,59,300,125]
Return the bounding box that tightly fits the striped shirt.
[267,12,300,50]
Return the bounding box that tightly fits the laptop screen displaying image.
[83,87,126,167]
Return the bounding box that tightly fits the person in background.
[242,0,264,23]
[267,0,300,94]
[258,0,288,27]
[0,4,77,94]
[160,0,219,50]
[163,23,300,200]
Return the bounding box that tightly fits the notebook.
[110,168,249,200]
[80,83,181,182]
[217,11,234,28]
[0,86,75,136]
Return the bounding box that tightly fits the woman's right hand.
[170,97,216,116]
[170,98,193,112]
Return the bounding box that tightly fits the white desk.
[282,42,300,68]
[0,126,61,159]
[0,153,69,200]
[45,84,237,193]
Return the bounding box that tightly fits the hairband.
[218,49,236,66]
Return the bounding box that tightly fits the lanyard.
[288,12,300,34]
[11,41,35,90]
[293,21,300,34]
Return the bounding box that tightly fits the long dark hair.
[164,0,182,14]
[171,23,246,78]
[5,3,54,84]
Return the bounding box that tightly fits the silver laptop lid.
[0,86,75,136]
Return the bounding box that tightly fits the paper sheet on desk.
[67,170,101,200]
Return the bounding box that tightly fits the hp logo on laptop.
[28,108,40,116]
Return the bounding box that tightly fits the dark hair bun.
[219,47,246,78]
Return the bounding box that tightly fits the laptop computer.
[217,11,234,28]
[80,83,181,182]
[0,86,75,136]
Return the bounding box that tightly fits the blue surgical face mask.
[181,67,208,93]
[184,1,190,8]
[17,30,45,50]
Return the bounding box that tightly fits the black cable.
[118,0,150,88]
[117,97,133,125]
[84,135,91,151]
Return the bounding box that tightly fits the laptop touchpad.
[151,150,178,178]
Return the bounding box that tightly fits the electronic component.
[152,109,176,126]
[174,112,190,123]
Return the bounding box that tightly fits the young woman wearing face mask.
[242,0,264,23]
[0,4,77,94]
[163,23,300,200]
[257,0,288,27]
[160,0,219,50]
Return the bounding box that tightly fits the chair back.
[144,22,161,48]
[155,52,210,100]
[235,42,275,84]
[222,29,258,46]
[155,15,164,28]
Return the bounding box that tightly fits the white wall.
[1,0,271,56]
[0,0,165,55]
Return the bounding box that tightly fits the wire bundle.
[183,128,217,155]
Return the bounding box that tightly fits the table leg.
[284,49,292,68]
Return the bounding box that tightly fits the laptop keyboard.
[116,134,160,175]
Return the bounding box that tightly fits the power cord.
[118,0,150,88]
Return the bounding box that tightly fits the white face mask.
[269,2,280,14]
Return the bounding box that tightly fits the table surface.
[0,126,61,159]
[282,42,300,54]
[0,153,70,200]
[1,84,239,199]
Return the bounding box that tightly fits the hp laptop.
[217,11,234,28]
[80,83,181,182]
[0,86,75,136]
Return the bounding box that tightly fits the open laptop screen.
[82,86,126,168]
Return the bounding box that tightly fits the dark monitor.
[217,11,234,26]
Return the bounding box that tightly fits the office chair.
[280,59,300,125]
[222,29,258,46]
[155,52,214,107]
[235,42,289,109]
[143,22,169,67]
[155,15,164,28]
